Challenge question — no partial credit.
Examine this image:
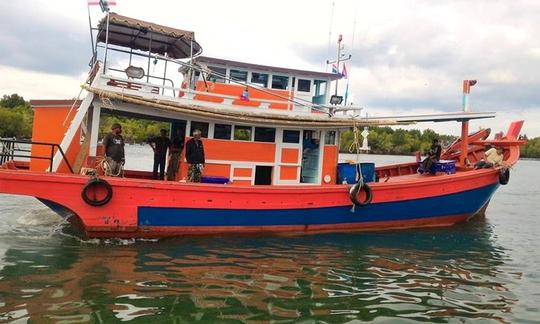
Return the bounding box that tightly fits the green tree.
[0,94,26,109]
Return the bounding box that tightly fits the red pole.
[460,121,469,166]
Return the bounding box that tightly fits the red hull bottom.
[83,213,477,238]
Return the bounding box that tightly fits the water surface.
[0,154,538,323]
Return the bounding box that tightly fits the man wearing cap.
[185,129,205,182]
[148,129,171,180]
[102,123,125,176]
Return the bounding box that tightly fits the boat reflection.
[0,220,520,322]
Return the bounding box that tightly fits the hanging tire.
[499,169,510,185]
[349,181,373,206]
[81,178,113,206]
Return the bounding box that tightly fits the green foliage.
[521,137,540,158]
[0,94,33,138]
[99,114,170,143]
[340,127,457,155]
[0,94,26,109]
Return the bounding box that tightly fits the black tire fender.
[349,181,373,206]
[81,178,113,206]
[499,168,510,185]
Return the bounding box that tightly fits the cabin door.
[300,130,321,184]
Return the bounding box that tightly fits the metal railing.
[0,138,74,173]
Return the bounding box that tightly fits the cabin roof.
[195,56,342,81]
[97,13,202,59]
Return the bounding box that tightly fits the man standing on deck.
[148,129,171,180]
[185,129,205,183]
[102,123,125,177]
[166,129,185,181]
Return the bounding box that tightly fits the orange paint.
[231,180,251,186]
[281,148,299,163]
[30,101,81,173]
[204,139,275,162]
[204,163,230,177]
[321,145,338,185]
[233,168,252,177]
[280,166,298,180]
[194,81,290,109]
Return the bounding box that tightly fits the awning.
[97,13,202,59]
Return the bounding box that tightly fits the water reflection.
[0,220,522,322]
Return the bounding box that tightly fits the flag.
[341,64,348,79]
[87,0,100,5]
[332,64,339,74]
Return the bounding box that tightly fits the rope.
[97,156,124,177]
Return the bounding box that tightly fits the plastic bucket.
[337,162,376,184]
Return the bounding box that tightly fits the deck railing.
[0,139,74,173]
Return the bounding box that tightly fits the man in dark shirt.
[102,123,125,176]
[166,129,185,181]
[422,138,442,174]
[148,129,171,180]
[185,129,205,182]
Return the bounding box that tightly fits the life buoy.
[349,181,373,206]
[499,168,510,185]
[81,178,113,206]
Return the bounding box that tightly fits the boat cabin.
[27,12,350,186]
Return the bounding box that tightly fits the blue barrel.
[337,162,375,184]
[201,176,230,184]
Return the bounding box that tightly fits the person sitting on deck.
[185,129,205,183]
[102,123,125,177]
[421,138,442,174]
[166,129,185,181]
[148,129,171,180]
[475,147,507,169]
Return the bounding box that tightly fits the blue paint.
[138,184,499,227]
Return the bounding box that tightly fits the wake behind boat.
[0,7,525,238]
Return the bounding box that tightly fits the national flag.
[332,64,339,75]
[87,0,100,5]
[341,64,348,79]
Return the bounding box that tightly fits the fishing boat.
[0,10,525,238]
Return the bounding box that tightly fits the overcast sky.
[0,0,538,136]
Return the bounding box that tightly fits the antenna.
[326,1,335,72]
[326,34,352,99]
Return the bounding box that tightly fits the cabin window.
[314,80,327,95]
[207,66,226,83]
[214,124,232,140]
[234,125,252,141]
[271,75,289,90]
[251,72,269,88]
[283,130,300,143]
[298,79,311,92]
[190,121,209,138]
[325,131,336,145]
[254,127,276,142]
[230,69,248,83]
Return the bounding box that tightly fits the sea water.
[0,148,538,322]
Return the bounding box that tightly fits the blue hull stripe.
[138,184,499,227]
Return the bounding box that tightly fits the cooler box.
[201,176,230,184]
[337,162,376,184]
[418,160,456,175]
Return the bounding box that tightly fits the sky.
[0,0,539,137]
